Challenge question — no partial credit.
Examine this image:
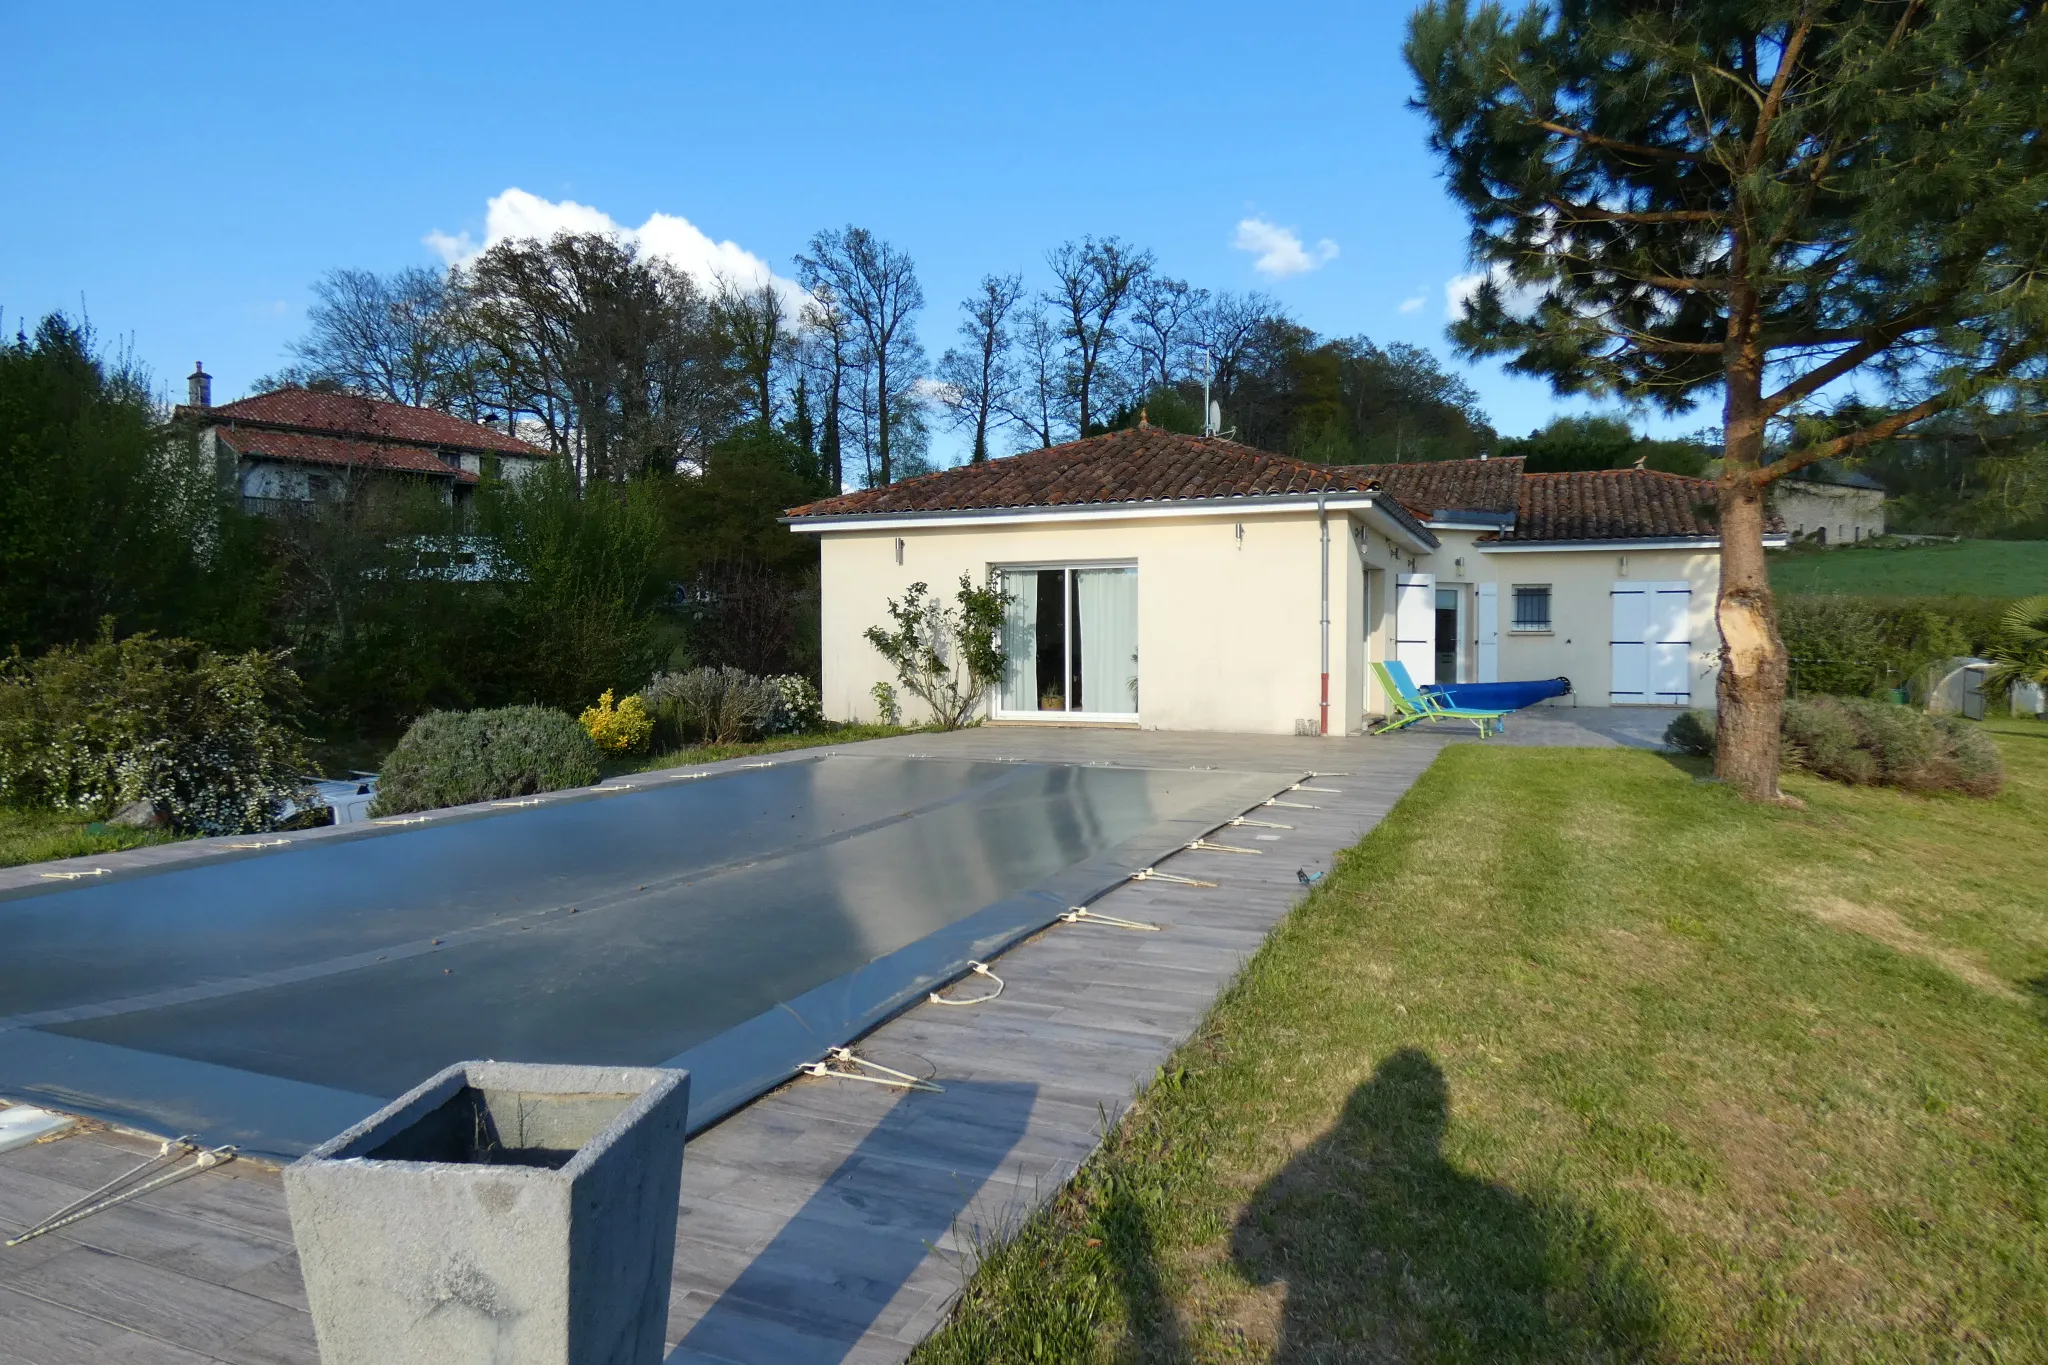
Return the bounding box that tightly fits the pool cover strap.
[6,1138,237,1246]
[799,1047,943,1093]
[1058,906,1161,932]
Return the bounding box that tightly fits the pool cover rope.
[928,961,1005,1006]
[1132,867,1218,888]
[1059,906,1161,932]
[799,1046,944,1093]
[1264,798,1318,810]
[1230,816,1293,830]
[1187,839,1262,855]
[6,1138,238,1247]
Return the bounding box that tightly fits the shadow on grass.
[1229,1049,1667,1363]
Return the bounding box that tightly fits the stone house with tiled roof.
[787,426,1783,734]
[173,366,554,515]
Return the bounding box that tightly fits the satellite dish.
[1207,400,1222,436]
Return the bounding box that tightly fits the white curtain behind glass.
[1000,570,1038,711]
[1076,568,1138,714]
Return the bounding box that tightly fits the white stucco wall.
[810,511,1728,735]
[813,510,1364,734]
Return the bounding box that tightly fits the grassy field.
[0,807,174,871]
[915,724,2048,1364]
[1772,538,2048,597]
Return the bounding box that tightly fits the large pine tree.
[1408,0,2047,799]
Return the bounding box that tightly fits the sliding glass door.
[996,564,1137,719]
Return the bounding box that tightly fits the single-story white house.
[787,426,1783,734]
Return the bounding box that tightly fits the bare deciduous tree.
[935,273,1025,463]
[1190,290,1284,411]
[796,227,925,486]
[1044,237,1153,437]
[1127,275,1209,395]
[798,290,852,493]
[287,267,480,413]
[1001,307,1067,450]
[455,233,738,483]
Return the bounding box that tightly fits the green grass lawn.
[916,724,2048,1364]
[0,807,175,871]
[1772,537,2048,597]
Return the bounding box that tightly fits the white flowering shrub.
[0,627,312,835]
[761,675,823,735]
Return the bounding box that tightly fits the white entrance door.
[1395,573,1436,685]
[1475,583,1499,683]
[1610,581,1692,704]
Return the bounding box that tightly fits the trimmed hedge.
[1779,594,2009,698]
[1663,699,2003,796]
[370,705,600,816]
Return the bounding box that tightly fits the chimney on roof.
[188,362,212,408]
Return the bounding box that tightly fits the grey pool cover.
[0,754,1293,1156]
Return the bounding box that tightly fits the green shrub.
[1779,594,2007,698]
[1781,696,2003,796]
[1665,699,2003,796]
[0,628,311,834]
[1662,709,1717,757]
[1781,698,1879,784]
[639,666,782,746]
[1935,717,2005,797]
[369,705,600,816]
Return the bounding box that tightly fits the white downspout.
[1318,493,1330,736]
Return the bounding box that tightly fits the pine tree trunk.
[1713,482,1787,800]
[1714,294,1788,802]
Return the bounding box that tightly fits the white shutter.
[1395,574,1436,685]
[1612,581,1690,704]
[1610,585,1649,702]
[1476,583,1499,683]
[1648,584,1692,702]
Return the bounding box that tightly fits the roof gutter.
[1478,535,1790,553]
[785,492,1439,552]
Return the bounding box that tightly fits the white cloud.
[1231,217,1339,279]
[426,188,806,314]
[1398,294,1426,314]
[1445,263,1546,321]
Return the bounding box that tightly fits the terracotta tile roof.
[216,428,481,484]
[1350,457,1524,517]
[1491,469,1752,542]
[786,427,1435,541]
[181,388,552,458]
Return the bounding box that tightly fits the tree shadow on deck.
[1230,1049,1667,1363]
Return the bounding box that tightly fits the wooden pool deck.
[0,727,1451,1365]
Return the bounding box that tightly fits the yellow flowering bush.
[579,689,653,755]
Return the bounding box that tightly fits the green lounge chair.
[1371,660,1511,738]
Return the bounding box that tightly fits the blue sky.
[3,1,1707,458]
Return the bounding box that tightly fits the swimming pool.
[0,754,1292,1155]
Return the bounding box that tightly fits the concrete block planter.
[283,1061,689,1365]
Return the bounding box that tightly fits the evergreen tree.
[1409,0,2048,799]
